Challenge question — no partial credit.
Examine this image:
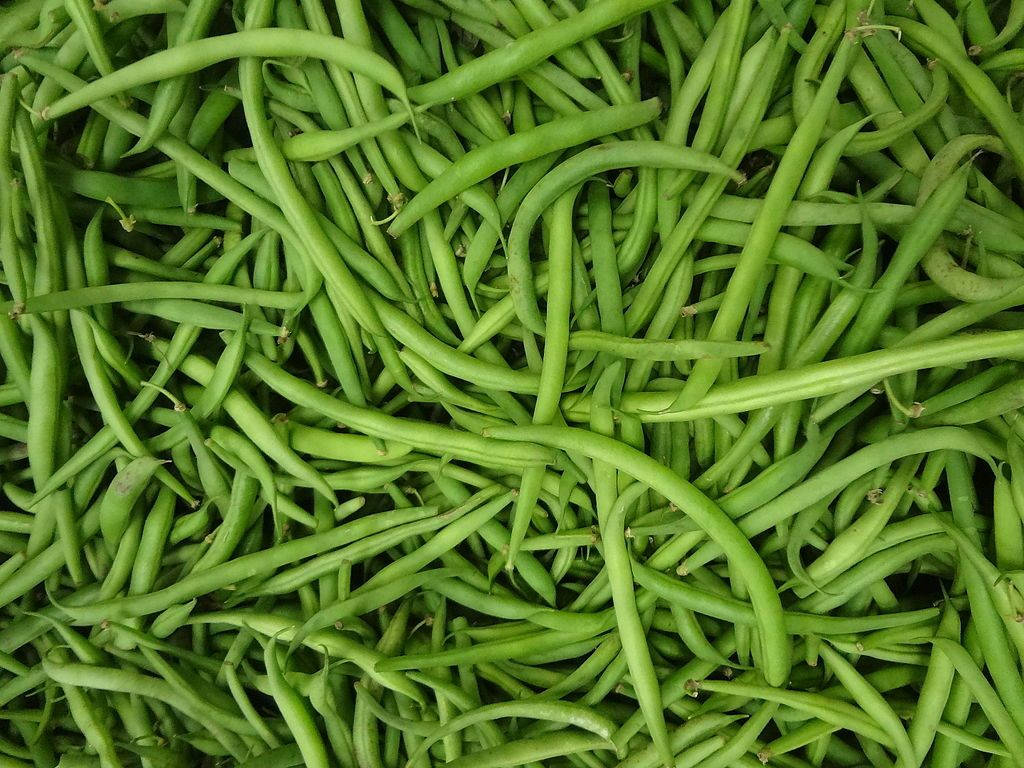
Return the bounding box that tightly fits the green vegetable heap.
[2,0,1024,766]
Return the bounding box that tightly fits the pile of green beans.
[3,0,1024,765]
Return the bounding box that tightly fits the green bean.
[223,661,280,750]
[236,347,554,468]
[207,425,283,525]
[409,700,616,765]
[599,480,673,765]
[840,163,970,358]
[63,0,113,80]
[921,246,1024,302]
[42,28,406,121]
[504,190,577,572]
[795,457,920,594]
[508,141,744,334]
[694,679,892,746]
[237,30,385,341]
[572,330,769,361]
[444,732,614,768]
[5,2,1024,763]
[0,0,49,49]
[49,504,434,625]
[933,512,1024,658]
[1,281,299,316]
[389,99,660,237]
[128,0,220,155]
[46,649,121,768]
[485,424,790,687]
[205,611,423,703]
[936,720,1010,756]
[408,0,666,105]
[430,578,609,635]
[97,455,164,558]
[667,21,859,412]
[244,508,450,595]
[681,426,1000,571]
[206,390,335,507]
[191,321,252,421]
[286,422,411,463]
[372,296,540,393]
[909,606,954,761]
[264,110,415,163]
[662,1,753,200]
[932,638,1024,756]
[692,701,777,768]
[563,330,1024,422]
[817,644,916,767]
[262,636,330,768]
[896,18,1024,174]
[379,624,602,671]
[918,378,1024,426]
[41,657,257,737]
[964,553,1024,732]
[634,559,939,634]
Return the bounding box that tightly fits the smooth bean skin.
[5,2,1024,765]
[680,425,1001,571]
[921,247,1024,303]
[695,679,893,746]
[388,99,661,236]
[371,296,541,393]
[484,424,790,687]
[600,481,674,766]
[41,657,258,736]
[839,163,970,358]
[507,141,744,334]
[633,561,940,635]
[286,422,412,463]
[818,644,917,768]
[407,0,668,105]
[97,455,164,558]
[0,282,301,316]
[43,29,409,120]
[669,26,860,411]
[562,330,1024,422]
[931,638,1024,757]
[263,637,330,768]
[896,18,1024,175]
[407,700,617,765]
[129,0,220,154]
[238,348,554,469]
[46,507,437,625]
[567,331,769,361]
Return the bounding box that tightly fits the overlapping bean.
[2,0,1024,766]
